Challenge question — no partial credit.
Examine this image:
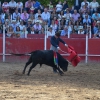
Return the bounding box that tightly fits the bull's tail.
[10,52,32,56]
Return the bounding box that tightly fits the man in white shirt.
[89,0,99,14]
[41,8,50,26]
[81,0,90,8]
[9,0,17,14]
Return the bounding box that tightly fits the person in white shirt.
[35,9,42,20]
[81,0,90,8]
[16,2,23,13]
[47,27,55,38]
[89,0,99,14]
[78,27,85,34]
[41,8,50,26]
[56,1,63,13]
[19,21,25,31]
[9,0,17,14]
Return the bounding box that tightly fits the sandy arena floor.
[0,62,100,100]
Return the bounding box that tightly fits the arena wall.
[0,37,100,62]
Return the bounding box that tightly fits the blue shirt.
[33,1,40,8]
[50,36,66,48]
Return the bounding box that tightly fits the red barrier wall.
[0,37,100,62]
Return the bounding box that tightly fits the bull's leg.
[23,56,32,74]
[27,63,37,76]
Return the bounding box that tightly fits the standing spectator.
[62,0,68,10]
[21,10,29,25]
[72,10,80,23]
[16,1,23,13]
[89,0,99,14]
[25,0,33,13]
[2,0,9,13]
[9,0,17,14]
[56,1,63,13]
[41,8,50,26]
[12,9,20,20]
[74,0,81,11]
[33,20,42,34]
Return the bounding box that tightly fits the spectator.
[6,26,14,37]
[33,0,41,14]
[9,0,17,14]
[19,21,25,31]
[83,14,91,25]
[30,15,36,25]
[89,0,99,14]
[41,8,50,26]
[50,20,58,32]
[20,27,28,38]
[16,1,23,13]
[25,0,33,13]
[93,28,100,38]
[12,9,21,20]
[16,16,21,26]
[62,0,68,10]
[61,26,70,36]
[67,21,73,34]
[92,11,100,21]
[20,10,29,25]
[48,1,53,12]
[33,20,42,34]
[5,20,9,33]
[30,27,35,34]
[15,26,21,38]
[74,0,81,11]
[59,17,66,30]
[2,0,9,13]
[58,10,64,19]
[81,0,90,8]
[74,21,80,33]
[56,1,63,13]
[78,26,85,34]
[35,9,42,20]
[50,10,58,21]
[38,15,43,24]
[0,11,5,24]
[0,20,3,33]
[47,27,55,38]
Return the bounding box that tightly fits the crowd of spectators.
[0,0,100,38]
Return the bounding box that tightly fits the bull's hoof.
[59,72,64,76]
[22,71,25,74]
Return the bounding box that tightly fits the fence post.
[85,34,88,63]
[3,25,5,62]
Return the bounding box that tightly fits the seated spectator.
[33,0,41,14]
[9,0,17,14]
[15,26,21,38]
[74,21,80,33]
[81,0,90,8]
[16,16,21,26]
[61,26,70,36]
[20,10,29,25]
[26,19,33,33]
[25,0,33,13]
[50,20,58,32]
[0,20,3,33]
[93,21,100,34]
[30,27,35,34]
[41,8,50,26]
[58,10,64,19]
[0,11,5,24]
[93,29,100,38]
[59,17,66,30]
[72,10,80,23]
[78,26,85,34]
[85,25,92,35]
[16,1,23,13]
[48,1,53,12]
[53,16,59,25]
[47,27,55,38]
[35,9,42,20]
[62,0,68,10]
[33,20,42,34]
[5,9,11,19]
[6,26,14,37]
[19,21,25,31]
[2,0,9,13]
[10,20,18,32]
[12,9,21,20]
[20,27,28,38]
[50,10,58,21]
[56,1,63,13]
[89,0,99,14]
[92,11,100,21]
[83,14,91,25]
[38,15,43,24]
[30,15,36,25]
[67,21,73,34]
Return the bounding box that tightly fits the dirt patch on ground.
[0,62,100,100]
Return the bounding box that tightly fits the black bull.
[22,50,68,76]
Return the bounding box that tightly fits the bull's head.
[59,60,68,72]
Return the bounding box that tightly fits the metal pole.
[3,25,5,62]
[89,26,92,38]
[85,34,88,63]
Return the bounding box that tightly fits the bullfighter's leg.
[23,56,32,74]
[27,63,37,76]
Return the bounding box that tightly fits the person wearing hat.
[50,31,68,73]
